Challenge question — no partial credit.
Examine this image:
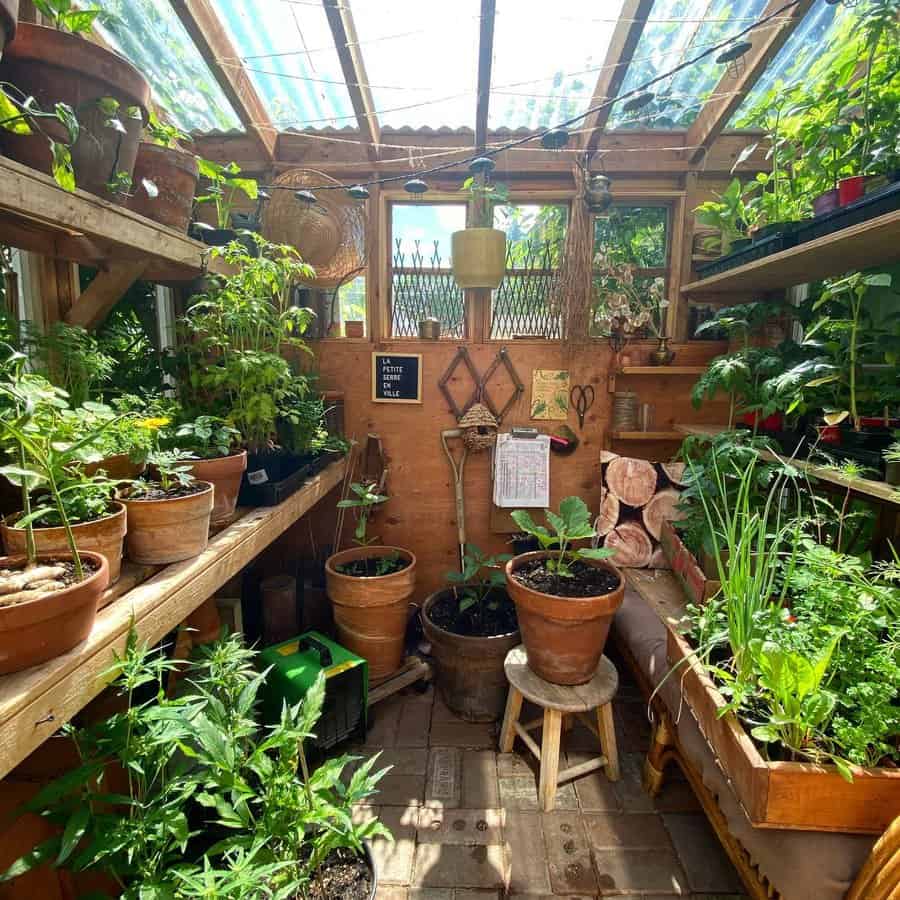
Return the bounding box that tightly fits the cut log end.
[660,462,687,486]
[648,546,670,569]
[642,488,685,541]
[604,521,653,568]
[599,450,619,465]
[605,457,658,507]
[594,489,621,537]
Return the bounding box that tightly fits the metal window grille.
[390,239,465,338]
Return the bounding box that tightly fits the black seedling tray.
[794,180,900,245]
[695,228,798,279]
[238,451,344,507]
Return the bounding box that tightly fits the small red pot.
[819,425,841,445]
[838,176,866,206]
[742,411,783,431]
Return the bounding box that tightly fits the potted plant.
[0,0,150,202]
[118,450,213,565]
[451,173,508,289]
[191,159,258,246]
[129,114,199,233]
[421,544,519,722]
[64,402,154,480]
[0,354,109,674]
[174,415,246,527]
[883,441,900,486]
[325,482,416,683]
[694,178,752,254]
[505,496,622,685]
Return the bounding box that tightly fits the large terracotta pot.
[0,23,150,202]
[84,453,146,481]
[119,482,213,565]
[128,142,199,232]
[183,451,247,527]
[505,551,624,686]
[451,228,506,288]
[0,0,17,56]
[325,546,416,683]
[1,502,127,584]
[421,588,519,722]
[0,550,109,674]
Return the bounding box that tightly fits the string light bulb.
[716,40,752,77]
[468,157,496,175]
[348,184,370,200]
[404,178,428,194]
[622,92,654,113]
[541,128,569,150]
[295,189,317,206]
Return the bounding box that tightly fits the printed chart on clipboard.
[490,433,550,533]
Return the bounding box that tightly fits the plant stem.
[18,441,36,566]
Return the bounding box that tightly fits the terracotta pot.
[185,596,222,645]
[128,142,199,231]
[84,452,146,481]
[421,588,520,722]
[119,482,213,565]
[451,228,506,288]
[505,551,624,686]
[0,0,17,55]
[183,451,247,527]
[0,550,109,674]
[344,320,364,338]
[1,502,127,584]
[0,23,150,202]
[325,546,416,683]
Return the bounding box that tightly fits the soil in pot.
[335,553,409,578]
[306,848,373,900]
[426,586,517,637]
[512,559,620,598]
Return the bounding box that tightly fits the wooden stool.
[499,645,620,812]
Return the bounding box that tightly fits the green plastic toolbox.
[259,631,368,750]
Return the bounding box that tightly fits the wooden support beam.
[323,0,380,162]
[169,0,277,162]
[582,0,654,153]
[474,0,497,152]
[66,261,148,330]
[686,0,814,164]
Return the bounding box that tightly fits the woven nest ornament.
[262,169,366,288]
[458,403,498,452]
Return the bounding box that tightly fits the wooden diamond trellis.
[438,346,524,422]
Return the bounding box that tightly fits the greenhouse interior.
[0,0,897,898]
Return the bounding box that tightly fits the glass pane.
[338,276,366,334]
[94,0,241,132]
[352,0,480,129]
[490,0,627,130]
[610,0,768,129]
[392,204,467,263]
[593,207,669,268]
[211,0,356,129]
[494,204,568,266]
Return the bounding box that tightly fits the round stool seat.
[504,644,618,712]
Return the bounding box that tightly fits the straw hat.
[262,169,366,288]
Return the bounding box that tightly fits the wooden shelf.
[618,366,706,375]
[0,457,346,781]
[681,208,900,295]
[674,423,900,506]
[610,431,684,441]
[0,156,225,282]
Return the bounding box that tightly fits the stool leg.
[597,702,620,781]
[499,686,523,753]
[539,707,562,812]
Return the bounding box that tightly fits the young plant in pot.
[118,449,213,566]
[507,496,622,686]
[451,160,508,289]
[326,482,416,684]
[422,544,518,722]
[191,158,258,246]
[0,0,150,202]
[61,401,154,480]
[0,355,109,674]
[693,177,752,254]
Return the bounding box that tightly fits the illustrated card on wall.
[372,352,422,404]
[530,369,570,420]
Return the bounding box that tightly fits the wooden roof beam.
[169,0,277,162]
[323,0,380,162]
[581,0,655,154]
[686,0,814,164]
[474,0,497,152]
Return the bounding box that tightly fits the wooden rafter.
[169,0,277,162]
[323,0,380,162]
[686,0,814,164]
[581,0,655,153]
[474,0,497,152]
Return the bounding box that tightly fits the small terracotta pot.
[325,546,416,683]
[183,451,247,527]
[421,588,520,722]
[0,24,150,202]
[185,596,222,644]
[84,453,146,481]
[1,502,127,584]
[344,320,364,338]
[119,482,214,565]
[128,142,199,232]
[0,550,109,674]
[505,551,624,686]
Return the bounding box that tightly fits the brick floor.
[357,665,747,900]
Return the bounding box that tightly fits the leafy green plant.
[175,416,240,459]
[33,0,111,32]
[694,178,752,251]
[195,159,258,230]
[510,496,614,579]
[446,543,512,623]
[57,400,156,466]
[146,111,192,150]
[33,321,115,407]
[130,449,196,496]
[337,481,388,547]
[461,174,509,228]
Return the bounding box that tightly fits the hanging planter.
[451,159,507,289]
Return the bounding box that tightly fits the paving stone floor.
[350,656,750,899]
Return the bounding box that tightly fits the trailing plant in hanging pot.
[451,171,508,289]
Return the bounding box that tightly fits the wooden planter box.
[666,626,900,834]
[659,519,720,605]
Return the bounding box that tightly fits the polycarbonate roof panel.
[609,0,769,129]
[211,0,356,130]
[489,0,627,131]
[351,0,480,129]
[94,0,241,133]
[729,1,844,127]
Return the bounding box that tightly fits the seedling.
[446,543,512,619]
[131,449,196,496]
[337,481,388,547]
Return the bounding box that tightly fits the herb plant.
[195,159,258,230]
[32,0,110,32]
[131,449,196,496]
[175,416,240,459]
[446,543,512,625]
[337,482,388,547]
[34,321,116,407]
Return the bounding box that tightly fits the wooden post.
[538,706,563,811]
[66,261,147,330]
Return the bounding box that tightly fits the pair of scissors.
[569,384,595,430]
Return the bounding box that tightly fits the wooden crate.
[666,627,900,834]
[659,519,720,605]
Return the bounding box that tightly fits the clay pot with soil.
[182,450,247,528]
[129,142,199,232]
[0,23,150,202]
[308,843,378,900]
[1,501,127,583]
[325,546,416,683]
[0,550,109,674]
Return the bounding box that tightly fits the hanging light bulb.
[541,127,569,150]
[348,184,370,200]
[295,189,317,206]
[622,92,654,114]
[468,156,496,175]
[404,178,428,194]
[716,40,753,78]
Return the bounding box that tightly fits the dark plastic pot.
[421,588,520,722]
[190,224,237,246]
[731,237,752,252]
[813,188,840,217]
[886,460,900,487]
[752,221,797,243]
[840,425,894,453]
